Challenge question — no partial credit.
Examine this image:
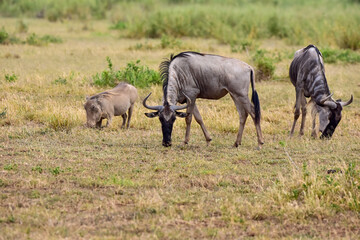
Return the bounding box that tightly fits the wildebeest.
[84,82,138,128]
[289,45,353,138]
[143,51,264,148]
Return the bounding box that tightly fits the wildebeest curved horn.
[320,93,333,104]
[340,95,353,107]
[320,93,337,109]
[143,93,163,111]
[170,92,191,111]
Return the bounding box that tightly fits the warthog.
[84,82,138,128]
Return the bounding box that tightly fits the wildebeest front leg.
[184,103,195,145]
[121,113,127,128]
[193,104,212,144]
[290,89,302,136]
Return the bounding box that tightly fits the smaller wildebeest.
[289,45,353,138]
[84,82,138,128]
[143,51,264,148]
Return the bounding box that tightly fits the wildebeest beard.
[320,104,342,139]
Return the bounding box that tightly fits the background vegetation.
[0,0,359,239]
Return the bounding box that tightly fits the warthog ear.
[175,111,189,118]
[145,112,159,118]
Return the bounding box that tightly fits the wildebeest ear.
[175,112,189,118]
[145,112,159,118]
[86,96,90,101]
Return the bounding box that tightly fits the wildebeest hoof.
[233,142,240,148]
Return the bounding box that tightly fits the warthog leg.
[126,104,134,129]
[121,113,127,128]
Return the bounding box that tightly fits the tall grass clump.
[0,0,115,20]
[261,162,360,219]
[124,1,360,49]
[93,57,161,88]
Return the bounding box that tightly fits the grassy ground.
[1,18,360,239]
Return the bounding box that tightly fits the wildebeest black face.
[145,104,188,147]
[317,94,353,139]
[320,102,342,139]
[143,93,188,147]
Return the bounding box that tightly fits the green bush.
[26,33,63,46]
[122,60,161,88]
[252,50,275,81]
[109,21,126,30]
[93,57,161,88]
[321,48,360,64]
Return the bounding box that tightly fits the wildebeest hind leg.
[299,95,307,135]
[193,104,212,144]
[290,89,302,136]
[234,105,248,147]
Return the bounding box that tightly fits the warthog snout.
[162,141,172,147]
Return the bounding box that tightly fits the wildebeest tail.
[250,70,261,124]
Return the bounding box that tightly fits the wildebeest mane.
[160,51,204,100]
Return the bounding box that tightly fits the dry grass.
[0,18,359,239]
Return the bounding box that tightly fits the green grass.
[1,1,360,49]
[0,14,359,239]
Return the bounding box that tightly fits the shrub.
[321,48,360,64]
[230,39,254,53]
[252,50,275,81]
[0,108,7,119]
[93,57,120,87]
[336,28,360,50]
[53,77,67,85]
[109,21,126,30]
[122,60,161,88]
[26,33,63,46]
[5,73,17,82]
[0,27,9,44]
[93,57,161,88]
[160,34,182,49]
[17,19,28,33]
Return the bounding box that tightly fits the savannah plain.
[0,0,360,239]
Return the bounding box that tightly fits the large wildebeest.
[84,82,138,128]
[289,45,353,138]
[143,51,264,148]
